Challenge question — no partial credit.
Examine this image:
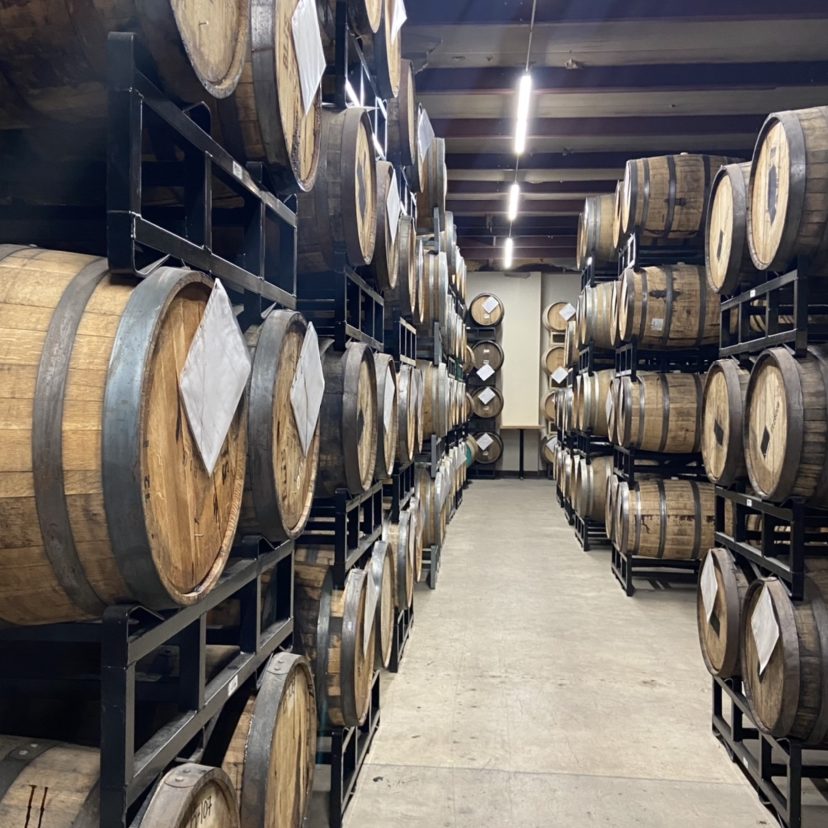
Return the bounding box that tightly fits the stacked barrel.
[540,301,574,473]
[466,292,506,473]
[695,106,828,816]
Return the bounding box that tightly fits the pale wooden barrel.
[616,373,704,453]
[297,108,377,272]
[417,360,450,438]
[0,247,246,625]
[542,390,558,423]
[412,365,424,452]
[543,302,571,333]
[744,345,828,505]
[742,560,828,746]
[576,456,613,522]
[369,160,400,292]
[471,386,504,419]
[409,497,425,581]
[622,154,734,240]
[543,344,567,379]
[416,466,441,548]
[562,452,574,500]
[384,513,415,609]
[369,541,395,669]
[696,548,750,680]
[396,214,418,318]
[580,369,614,438]
[611,180,624,249]
[576,194,616,270]
[396,364,417,465]
[578,282,616,350]
[701,359,750,487]
[541,433,557,466]
[618,264,719,348]
[564,319,578,367]
[294,548,376,727]
[222,652,316,827]
[475,432,503,465]
[469,292,505,327]
[317,342,378,497]
[139,764,240,827]
[606,376,620,444]
[471,340,505,372]
[616,479,714,559]
[419,251,448,330]
[373,354,398,480]
[605,473,620,543]
[410,237,426,326]
[705,162,761,295]
[416,137,448,231]
[218,0,321,193]
[364,0,403,98]
[748,107,828,271]
[239,311,319,542]
[0,1,248,128]
[388,60,417,166]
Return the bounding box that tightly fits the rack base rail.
[611,546,700,597]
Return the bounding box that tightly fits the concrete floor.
[347,479,772,827]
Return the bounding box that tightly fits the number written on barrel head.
[187,794,213,827]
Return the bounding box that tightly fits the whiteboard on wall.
[468,271,541,427]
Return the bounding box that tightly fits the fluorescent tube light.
[514,73,532,155]
[508,182,520,221]
[504,237,514,270]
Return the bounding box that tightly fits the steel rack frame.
[298,266,385,352]
[417,435,446,479]
[578,341,615,374]
[389,604,414,673]
[0,538,294,827]
[713,676,828,828]
[313,670,381,828]
[416,320,444,365]
[383,461,415,523]
[611,544,700,597]
[574,432,613,458]
[574,512,611,551]
[614,339,718,379]
[617,231,705,273]
[613,445,706,485]
[581,260,618,290]
[300,482,384,588]
[384,314,417,367]
[422,541,442,588]
[720,261,828,358]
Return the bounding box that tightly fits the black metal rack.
[713,676,828,828]
[0,539,294,827]
[574,512,611,552]
[614,339,718,379]
[581,260,618,290]
[422,541,442,589]
[574,432,613,458]
[301,483,385,588]
[611,545,700,597]
[384,314,417,367]
[578,341,615,374]
[383,461,415,522]
[416,319,444,365]
[617,231,705,273]
[613,445,706,485]
[389,604,414,673]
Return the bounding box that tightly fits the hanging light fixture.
[507,181,521,222]
[514,72,532,156]
[503,237,514,270]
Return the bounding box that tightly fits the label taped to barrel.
[482,296,499,315]
[363,568,378,656]
[751,584,780,678]
[417,109,435,161]
[292,0,326,114]
[179,280,251,476]
[546,438,556,452]
[651,317,664,332]
[700,553,718,622]
[551,367,568,385]
[477,433,494,451]
[477,363,495,381]
[478,387,496,406]
[560,303,576,322]
[386,174,402,244]
[392,0,407,40]
[290,322,325,456]
[383,367,396,434]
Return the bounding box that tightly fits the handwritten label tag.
[478,386,496,406]
[291,0,326,114]
[417,109,435,161]
[560,303,576,322]
[651,317,664,332]
[482,296,499,315]
[391,0,407,40]
[386,173,402,244]
[477,433,494,452]
[383,366,395,434]
[551,367,568,385]
[179,280,251,475]
[363,567,378,656]
[290,323,325,455]
[700,553,719,622]
[751,584,780,678]
[477,363,495,381]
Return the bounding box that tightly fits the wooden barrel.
[616,373,703,453]
[373,354,398,480]
[575,456,612,522]
[622,154,734,240]
[543,345,567,379]
[383,514,415,610]
[696,548,750,680]
[222,652,316,827]
[368,161,400,292]
[419,251,448,329]
[317,0,382,43]
[701,359,750,487]
[471,340,505,372]
[543,302,572,333]
[579,370,614,438]
[744,345,828,505]
[605,472,620,543]
[416,466,441,548]
[561,452,574,501]
[578,282,616,350]
[0,247,246,625]
[217,0,321,194]
[240,311,319,542]
[576,194,616,270]
[0,2,248,128]
[609,283,622,348]
[748,107,828,271]
[388,60,417,166]
[396,214,418,318]
[294,548,376,727]
[742,560,828,746]
[317,342,378,497]
[564,319,578,367]
[542,390,558,423]
[471,386,504,419]
[475,432,503,465]
[139,764,240,827]
[469,293,505,327]
[364,0,403,99]
[409,498,425,582]
[396,364,417,465]
[611,180,624,250]
[417,360,450,438]
[616,479,714,559]
[705,162,761,295]
[617,264,719,348]
[416,138,448,231]
[369,541,395,669]
[541,434,557,466]
[297,108,377,272]
[412,365,424,453]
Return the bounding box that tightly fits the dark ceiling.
[402,0,828,270]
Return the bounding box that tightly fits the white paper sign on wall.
[751,584,780,678]
[291,0,327,114]
[290,323,325,456]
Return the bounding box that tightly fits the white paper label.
[227,675,239,697]
[551,367,568,385]
[391,0,407,40]
[751,584,780,678]
[700,553,719,622]
[546,438,556,452]
[651,317,664,332]
[179,280,252,475]
[290,322,325,456]
[750,288,757,299]
[291,0,327,114]
[746,497,753,508]
[478,387,496,405]
[477,433,494,451]
[482,296,499,315]
[386,173,402,244]
[363,569,379,656]
[560,303,576,322]
[418,109,435,161]
[476,363,495,381]
[383,367,395,434]
[232,161,244,181]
